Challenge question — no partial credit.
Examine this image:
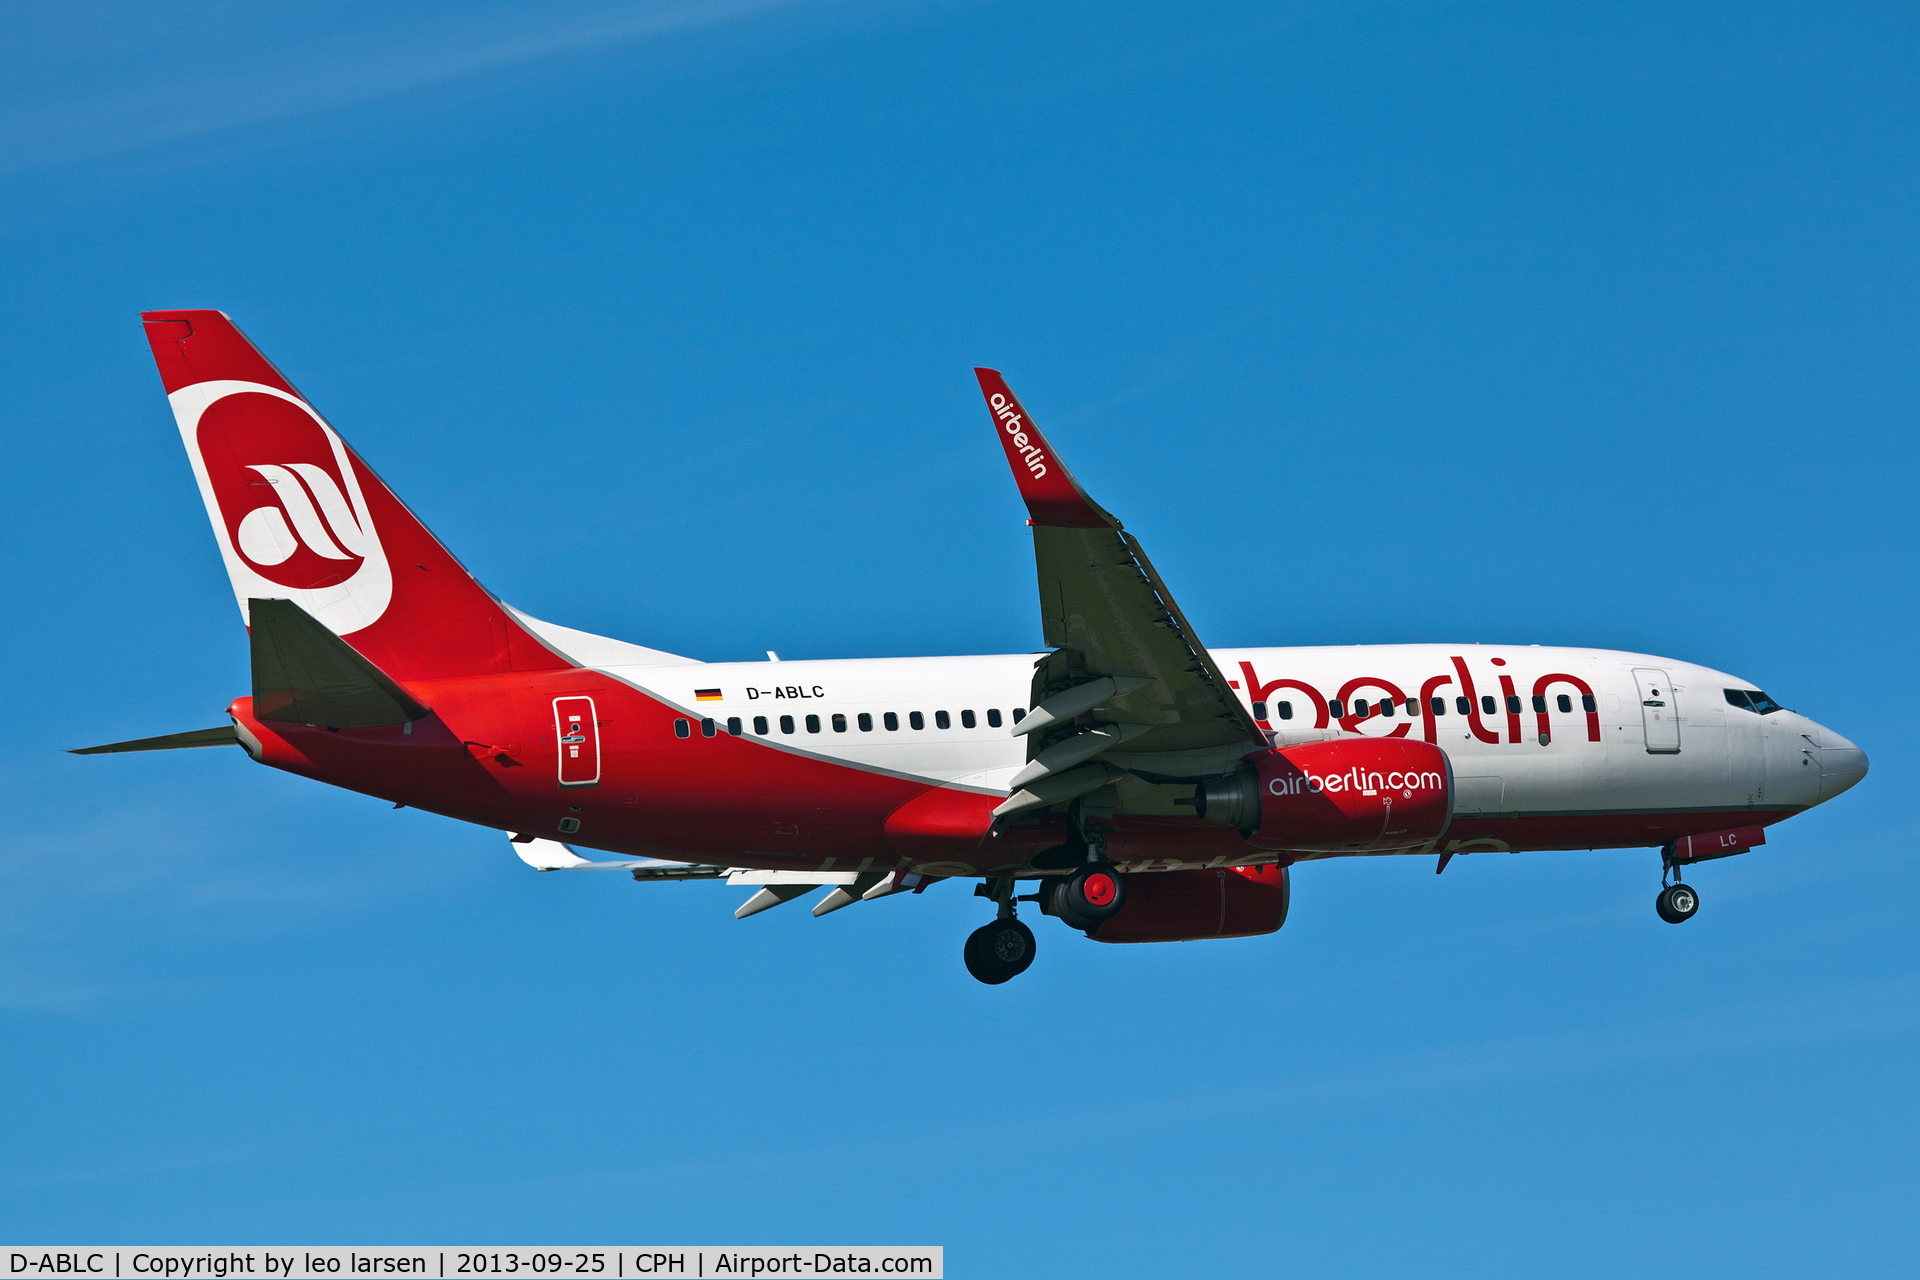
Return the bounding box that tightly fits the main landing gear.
[962,861,1132,984]
[964,880,1036,985]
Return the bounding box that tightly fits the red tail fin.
[143,310,572,682]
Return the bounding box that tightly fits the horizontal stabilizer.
[69,725,239,755]
[508,834,729,876]
[251,597,428,726]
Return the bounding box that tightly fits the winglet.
[974,369,1120,529]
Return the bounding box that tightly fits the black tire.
[1048,878,1099,932]
[1060,864,1126,924]
[1656,882,1699,924]
[963,918,1037,984]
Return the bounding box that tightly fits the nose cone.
[1819,729,1869,801]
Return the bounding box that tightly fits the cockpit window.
[1725,688,1785,715]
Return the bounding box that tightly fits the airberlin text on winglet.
[988,392,1048,479]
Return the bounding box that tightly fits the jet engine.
[1188,737,1454,854]
[1085,864,1290,944]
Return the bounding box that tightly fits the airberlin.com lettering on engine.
[1271,768,1445,797]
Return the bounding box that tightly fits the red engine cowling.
[1088,864,1290,944]
[1194,737,1454,854]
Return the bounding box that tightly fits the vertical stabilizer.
[142,310,574,682]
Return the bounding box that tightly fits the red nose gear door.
[554,696,600,787]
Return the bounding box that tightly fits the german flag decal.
[694,688,723,702]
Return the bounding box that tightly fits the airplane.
[75,310,1870,984]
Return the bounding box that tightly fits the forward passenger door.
[1632,668,1680,755]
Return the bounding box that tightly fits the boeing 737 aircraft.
[78,311,1869,983]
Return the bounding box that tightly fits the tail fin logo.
[169,380,394,634]
[233,463,369,570]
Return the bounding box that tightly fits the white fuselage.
[606,643,1867,854]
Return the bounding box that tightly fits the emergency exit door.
[1632,668,1680,755]
[554,696,601,787]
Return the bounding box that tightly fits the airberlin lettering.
[988,393,1049,479]
[1271,769,1444,796]
[746,686,826,699]
[1240,658,1603,745]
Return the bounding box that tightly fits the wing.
[975,369,1263,818]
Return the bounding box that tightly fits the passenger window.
[727,717,742,736]
[1011,708,1026,723]
[884,712,899,731]
[858,712,873,731]
[701,717,716,737]
[1557,694,1572,714]
[1481,696,1496,715]
[1276,701,1293,720]
[1506,695,1522,714]
[1531,696,1546,714]
[1328,700,1346,719]
[1432,697,1447,716]
[1379,699,1394,718]
[1252,701,1267,720]
[1353,699,1370,717]
[1405,698,1418,715]
[1581,695,1597,713]
[910,711,925,730]
[1455,697,1470,715]
[935,710,951,729]
[780,715,795,734]
[753,716,769,735]
[674,719,689,739]
[805,714,821,733]
[961,709,976,728]
[987,709,1002,727]
[832,713,847,732]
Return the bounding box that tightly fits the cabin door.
[1632,669,1680,755]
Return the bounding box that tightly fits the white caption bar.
[4,1252,940,1280]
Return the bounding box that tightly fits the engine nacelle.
[1087,865,1290,944]
[1191,737,1453,854]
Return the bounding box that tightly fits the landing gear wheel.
[1656,882,1699,924]
[1051,864,1127,931]
[963,918,1037,984]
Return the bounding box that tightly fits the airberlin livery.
[79,311,1869,984]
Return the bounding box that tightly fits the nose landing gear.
[1655,880,1699,924]
[1655,842,1700,924]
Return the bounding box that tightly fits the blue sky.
[3,1,1917,1273]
